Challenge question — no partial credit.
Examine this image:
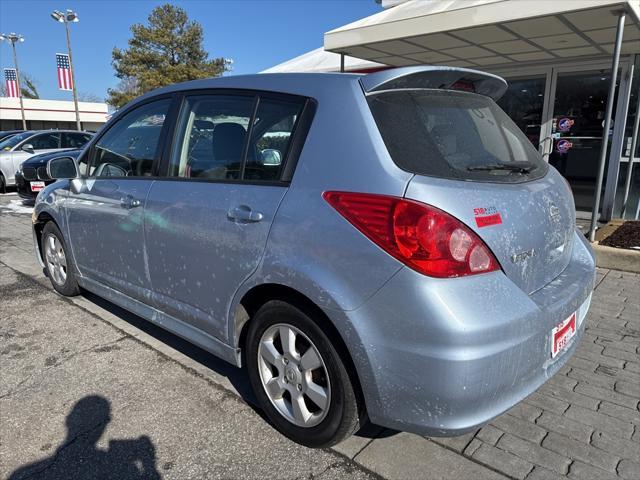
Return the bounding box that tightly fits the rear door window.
[63,132,92,148]
[368,89,548,183]
[169,93,306,182]
[170,94,254,180]
[29,132,61,150]
[245,97,305,182]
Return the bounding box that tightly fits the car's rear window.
[367,89,548,183]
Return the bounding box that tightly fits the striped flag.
[4,68,19,97]
[56,53,73,91]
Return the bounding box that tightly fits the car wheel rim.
[45,233,67,286]
[257,323,331,428]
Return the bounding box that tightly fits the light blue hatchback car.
[33,67,595,447]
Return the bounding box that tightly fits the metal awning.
[324,0,640,69]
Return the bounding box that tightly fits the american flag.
[56,53,73,91]
[4,68,19,97]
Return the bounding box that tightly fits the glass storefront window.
[615,55,640,219]
[549,69,620,213]
[622,55,639,160]
[497,76,546,148]
[614,161,640,219]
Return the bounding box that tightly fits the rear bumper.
[340,230,595,436]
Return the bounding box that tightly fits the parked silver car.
[0,130,92,192]
[32,67,595,447]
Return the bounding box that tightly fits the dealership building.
[0,97,108,132]
[267,0,640,220]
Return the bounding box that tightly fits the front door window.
[549,70,620,213]
[91,99,171,177]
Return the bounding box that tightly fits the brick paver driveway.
[1,192,639,479]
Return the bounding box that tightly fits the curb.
[592,243,640,273]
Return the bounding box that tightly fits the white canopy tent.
[261,47,384,73]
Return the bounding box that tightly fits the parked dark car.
[1,130,93,193]
[16,149,82,201]
[0,130,24,142]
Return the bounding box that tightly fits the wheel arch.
[234,282,367,411]
[33,211,57,263]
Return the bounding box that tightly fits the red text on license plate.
[552,312,576,358]
[30,181,45,192]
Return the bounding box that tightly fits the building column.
[589,10,626,241]
[601,57,634,221]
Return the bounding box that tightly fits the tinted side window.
[63,132,92,148]
[91,99,170,178]
[170,95,254,180]
[29,133,61,150]
[245,97,305,182]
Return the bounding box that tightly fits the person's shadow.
[9,395,161,480]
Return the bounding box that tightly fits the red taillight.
[323,191,500,278]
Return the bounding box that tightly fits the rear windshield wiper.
[467,163,533,174]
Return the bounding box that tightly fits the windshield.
[367,90,548,183]
[0,131,32,151]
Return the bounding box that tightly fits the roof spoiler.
[360,66,508,100]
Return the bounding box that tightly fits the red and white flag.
[56,53,73,91]
[4,68,19,97]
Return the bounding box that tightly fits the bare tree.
[77,91,103,102]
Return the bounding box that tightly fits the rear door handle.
[227,205,263,223]
[120,195,142,210]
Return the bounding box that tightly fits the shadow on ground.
[8,395,161,480]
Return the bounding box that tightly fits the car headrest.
[212,122,246,161]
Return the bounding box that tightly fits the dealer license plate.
[30,181,45,192]
[551,312,576,358]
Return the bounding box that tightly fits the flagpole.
[11,41,26,130]
[51,9,81,131]
[0,33,26,130]
[64,19,81,131]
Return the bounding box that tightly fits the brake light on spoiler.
[323,191,501,278]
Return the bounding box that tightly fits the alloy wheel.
[45,233,67,286]
[257,323,331,428]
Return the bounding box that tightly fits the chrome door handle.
[227,205,263,223]
[121,195,141,209]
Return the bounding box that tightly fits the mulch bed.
[600,221,640,250]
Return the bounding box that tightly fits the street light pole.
[52,9,81,131]
[0,33,27,130]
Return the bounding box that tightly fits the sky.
[0,0,380,102]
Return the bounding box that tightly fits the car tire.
[0,173,6,194]
[246,300,362,447]
[42,222,80,297]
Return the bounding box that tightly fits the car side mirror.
[21,143,35,154]
[260,148,282,166]
[47,156,78,180]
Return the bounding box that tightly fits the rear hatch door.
[365,68,575,294]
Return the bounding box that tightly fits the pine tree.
[107,4,228,108]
